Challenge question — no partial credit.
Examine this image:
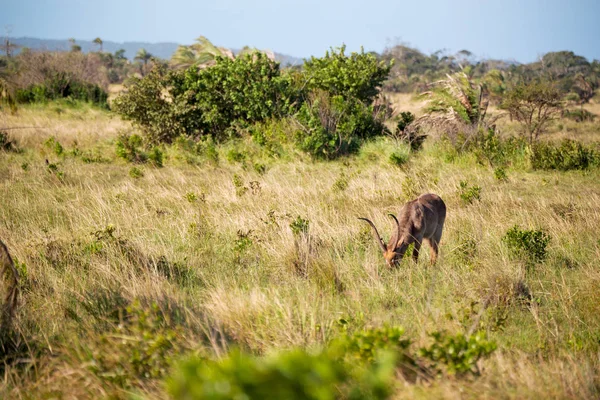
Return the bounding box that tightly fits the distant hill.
[8,37,305,66]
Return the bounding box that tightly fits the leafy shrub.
[232,174,248,197]
[304,45,391,104]
[44,137,64,156]
[290,216,310,237]
[172,53,295,140]
[295,90,388,159]
[389,150,409,167]
[418,331,497,376]
[169,349,353,400]
[113,65,186,144]
[494,167,508,181]
[83,301,184,389]
[530,140,597,171]
[148,146,164,167]
[562,108,596,122]
[129,167,144,178]
[502,225,551,263]
[334,326,411,364]
[500,80,563,144]
[116,133,148,163]
[15,73,108,107]
[394,111,426,151]
[332,172,349,192]
[458,181,481,204]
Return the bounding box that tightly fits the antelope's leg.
[426,238,439,264]
[412,240,422,263]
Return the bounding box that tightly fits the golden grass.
[0,104,599,398]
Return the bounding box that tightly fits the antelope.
[359,193,446,267]
[0,239,19,330]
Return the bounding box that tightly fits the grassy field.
[1,102,599,399]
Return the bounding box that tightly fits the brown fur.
[0,239,19,331]
[359,193,446,267]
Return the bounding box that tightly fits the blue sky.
[1,0,599,62]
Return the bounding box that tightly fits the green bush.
[389,151,409,167]
[458,181,481,204]
[113,65,186,144]
[418,331,497,376]
[15,72,107,107]
[502,225,551,263]
[304,45,391,104]
[295,91,388,159]
[169,349,352,400]
[115,133,148,163]
[172,53,295,140]
[530,140,597,171]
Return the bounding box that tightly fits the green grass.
[0,106,599,399]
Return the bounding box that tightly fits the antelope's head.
[358,214,406,267]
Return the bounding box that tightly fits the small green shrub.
[184,192,197,203]
[148,146,164,167]
[389,151,409,167]
[334,326,411,364]
[226,149,246,164]
[168,349,351,400]
[84,301,183,389]
[232,174,248,197]
[129,167,144,178]
[332,172,349,192]
[458,181,481,204]
[494,167,508,181]
[562,108,596,122]
[253,162,267,175]
[116,133,148,163]
[530,140,597,171]
[418,330,497,376]
[502,225,551,263]
[44,137,64,156]
[290,216,310,237]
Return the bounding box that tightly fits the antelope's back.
[418,193,446,228]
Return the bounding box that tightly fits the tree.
[115,49,126,60]
[420,71,493,133]
[500,80,563,144]
[170,36,274,70]
[135,48,153,76]
[93,37,103,52]
[303,45,391,104]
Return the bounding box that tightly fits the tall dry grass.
[0,103,599,398]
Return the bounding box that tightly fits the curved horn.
[388,213,402,249]
[358,218,386,253]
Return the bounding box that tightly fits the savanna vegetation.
[1,35,600,399]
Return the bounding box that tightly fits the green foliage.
[502,225,551,263]
[129,167,144,179]
[332,172,349,192]
[15,73,108,107]
[44,137,64,156]
[458,181,481,204]
[148,146,164,167]
[334,326,411,364]
[115,133,148,164]
[530,140,597,171]
[226,149,246,164]
[418,331,497,376]
[494,167,508,182]
[389,150,409,167]
[561,108,596,122]
[168,349,351,400]
[500,80,563,143]
[172,53,295,140]
[290,216,310,237]
[113,65,186,144]
[84,301,183,389]
[232,174,248,197]
[304,45,392,104]
[295,90,387,159]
